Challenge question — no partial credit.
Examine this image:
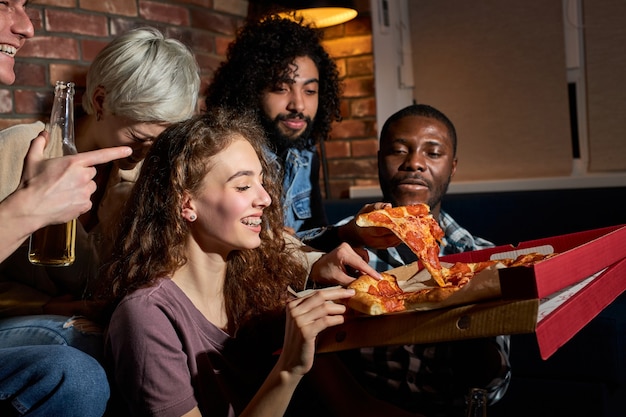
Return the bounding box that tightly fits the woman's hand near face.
[309,242,382,287]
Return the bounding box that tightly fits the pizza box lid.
[316,256,626,360]
[438,224,626,299]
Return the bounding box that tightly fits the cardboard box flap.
[316,298,539,353]
[500,225,626,298]
[439,225,624,264]
[535,257,626,359]
[438,224,626,299]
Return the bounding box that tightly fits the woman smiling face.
[185,135,272,256]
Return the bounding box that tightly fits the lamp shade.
[274,0,358,28]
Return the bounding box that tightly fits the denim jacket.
[267,146,327,238]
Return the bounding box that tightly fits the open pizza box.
[316,224,626,359]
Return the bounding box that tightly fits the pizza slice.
[343,253,557,315]
[499,252,558,267]
[440,253,556,287]
[356,204,446,286]
[345,271,463,315]
[403,285,461,308]
[345,272,405,315]
[441,260,502,286]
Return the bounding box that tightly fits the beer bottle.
[466,388,488,417]
[28,81,77,266]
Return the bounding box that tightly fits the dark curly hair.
[205,15,342,149]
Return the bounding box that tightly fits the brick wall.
[5,0,378,199]
[323,12,379,198]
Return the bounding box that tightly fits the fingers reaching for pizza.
[310,242,383,287]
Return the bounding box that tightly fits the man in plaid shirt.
[336,104,511,417]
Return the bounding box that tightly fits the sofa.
[323,186,626,417]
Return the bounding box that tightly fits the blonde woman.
[0,26,200,360]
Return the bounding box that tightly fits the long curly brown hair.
[204,15,342,149]
[97,108,308,333]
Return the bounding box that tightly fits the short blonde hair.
[83,27,200,123]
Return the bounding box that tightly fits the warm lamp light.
[275,1,358,28]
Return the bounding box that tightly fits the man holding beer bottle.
[0,2,131,415]
[0,26,200,360]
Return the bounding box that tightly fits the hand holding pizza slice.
[356,204,447,286]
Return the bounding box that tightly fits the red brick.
[328,180,353,199]
[323,35,372,58]
[331,118,370,139]
[171,29,216,55]
[347,56,373,76]
[139,1,189,26]
[20,37,79,60]
[334,58,347,78]
[33,0,74,6]
[339,100,350,119]
[109,18,138,37]
[191,8,238,35]
[46,10,108,36]
[323,24,345,40]
[194,52,224,77]
[49,64,89,88]
[14,62,46,87]
[175,0,212,6]
[351,138,378,157]
[192,31,218,55]
[324,140,351,158]
[80,0,138,17]
[81,39,111,62]
[341,76,374,98]
[14,89,50,116]
[0,90,12,113]
[215,35,234,56]
[350,97,376,118]
[328,158,378,179]
[213,0,247,17]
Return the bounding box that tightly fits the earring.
[96,111,102,122]
[189,214,196,221]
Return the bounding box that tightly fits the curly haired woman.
[98,108,366,417]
